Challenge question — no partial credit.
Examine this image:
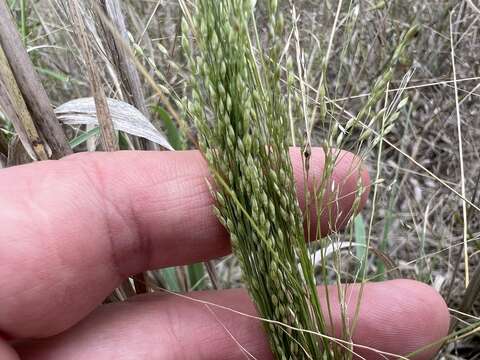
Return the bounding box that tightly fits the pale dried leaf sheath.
[0,44,48,160]
[0,0,71,158]
[69,0,118,152]
[56,98,173,150]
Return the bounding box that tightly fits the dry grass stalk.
[68,0,118,152]
[0,0,71,159]
[94,0,158,151]
[95,0,148,119]
[0,44,48,160]
[449,12,469,288]
[90,2,183,133]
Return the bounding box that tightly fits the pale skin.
[0,148,449,359]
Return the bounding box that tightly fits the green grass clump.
[181,0,331,358]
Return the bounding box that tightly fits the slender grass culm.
[180,0,332,358]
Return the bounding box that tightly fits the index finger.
[0,148,369,340]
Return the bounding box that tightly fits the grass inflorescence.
[181,0,331,358]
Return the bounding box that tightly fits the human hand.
[0,148,449,359]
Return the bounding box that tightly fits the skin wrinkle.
[126,192,153,273]
[131,166,229,267]
[90,159,131,279]
[109,197,150,278]
[74,158,124,281]
[74,156,150,279]
[139,174,210,216]
[130,152,213,244]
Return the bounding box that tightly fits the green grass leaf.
[69,127,100,149]
[153,105,185,150]
[187,263,206,291]
[160,267,182,292]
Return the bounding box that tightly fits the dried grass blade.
[68,0,118,152]
[94,0,158,151]
[56,97,173,150]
